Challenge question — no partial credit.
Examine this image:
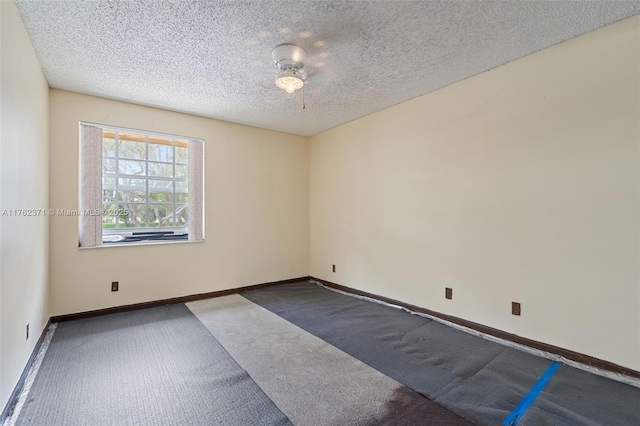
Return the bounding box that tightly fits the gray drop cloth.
[520,364,640,425]
[16,304,290,426]
[242,281,640,426]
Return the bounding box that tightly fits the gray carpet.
[242,281,640,426]
[15,304,291,426]
[188,295,471,425]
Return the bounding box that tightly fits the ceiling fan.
[272,44,306,94]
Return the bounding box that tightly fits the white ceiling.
[15,1,640,137]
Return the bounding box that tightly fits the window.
[79,123,204,247]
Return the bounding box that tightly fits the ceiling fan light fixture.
[272,44,306,94]
[276,69,304,94]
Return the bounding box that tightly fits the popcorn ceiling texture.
[15,0,640,137]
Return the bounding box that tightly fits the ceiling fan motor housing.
[272,44,306,72]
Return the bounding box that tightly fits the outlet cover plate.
[445,287,453,300]
[512,302,521,316]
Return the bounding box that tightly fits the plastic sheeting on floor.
[242,281,640,426]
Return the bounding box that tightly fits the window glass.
[94,126,202,244]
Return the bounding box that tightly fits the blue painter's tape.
[503,361,561,426]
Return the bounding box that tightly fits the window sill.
[78,239,204,249]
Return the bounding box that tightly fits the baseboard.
[0,318,52,424]
[2,276,310,422]
[11,274,634,421]
[312,277,640,380]
[51,276,311,322]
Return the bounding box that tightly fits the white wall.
[49,90,309,316]
[310,16,640,370]
[0,1,50,410]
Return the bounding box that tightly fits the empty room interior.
[1,1,639,425]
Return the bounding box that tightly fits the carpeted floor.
[9,280,640,425]
[14,304,290,426]
[188,294,470,425]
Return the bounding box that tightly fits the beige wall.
[1,4,638,413]
[49,90,309,316]
[310,16,640,370]
[0,1,50,409]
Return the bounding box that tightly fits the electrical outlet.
[26,323,29,340]
[111,281,119,292]
[445,287,453,300]
[512,302,521,316]
[332,264,336,273]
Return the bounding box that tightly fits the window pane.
[103,158,116,174]
[175,164,187,179]
[149,179,173,190]
[149,190,173,203]
[148,204,173,227]
[117,178,146,191]
[175,193,188,203]
[118,204,146,227]
[117,132,146,159]
[176,205,188,227]
[118,160,146,176]
[103,189,117,204]
[148,161,173,178]
[102,202,118,228]
[95,125,198,242]
[149,142,173,162]
[175,145,188,164]
[118,190,146,203]
[103,136,116,157]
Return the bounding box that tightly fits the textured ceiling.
[15,1,640,137]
